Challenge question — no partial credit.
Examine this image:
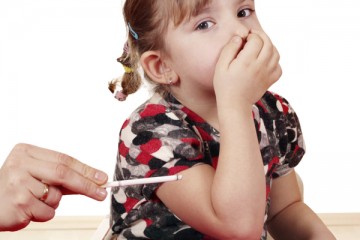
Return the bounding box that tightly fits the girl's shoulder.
[256,91,295,116]
[126,93,184,122]
[121,93,191,137]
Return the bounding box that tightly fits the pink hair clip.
[114,90,127,101]
[123,42,130,54]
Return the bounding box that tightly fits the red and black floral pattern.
[106,91,305,240]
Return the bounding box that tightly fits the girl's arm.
[267,171,336,239]
[157,105,266,239]
[157,32,281,240]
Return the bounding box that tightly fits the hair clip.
[128,22,139,40]
[123,42,130,54]
[123,65,133,74]
[108,78,127,101]
[114,90,127,101]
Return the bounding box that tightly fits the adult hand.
[0,143,108,231]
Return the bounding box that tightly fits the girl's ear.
[140,50,178,84]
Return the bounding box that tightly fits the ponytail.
[108,42,142,101]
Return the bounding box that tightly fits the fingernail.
[233,36,241,43]
[94,171,108,181]
[96,188,108,198]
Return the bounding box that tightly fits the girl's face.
[162,0,263,100]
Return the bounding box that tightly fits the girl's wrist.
[216,99,253,115]
[217,104,254,127]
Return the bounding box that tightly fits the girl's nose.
[233,21,250,40]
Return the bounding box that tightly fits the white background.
[1,0,359,217]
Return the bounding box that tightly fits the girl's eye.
[237,8,253,18]
[196,21,214,30]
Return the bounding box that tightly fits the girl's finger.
[216,36,245,71]
[268,46,281,72]
[237,33,264,62]
[252,30,275,63]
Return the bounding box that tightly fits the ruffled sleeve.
[271,94,306,178]
[116,101,206,200]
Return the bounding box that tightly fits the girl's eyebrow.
[189,0,255,22]
[196,0,253,16]
[235,0,253,5]
[235,0,254,5]
[196,6,211,16]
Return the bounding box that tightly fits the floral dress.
[105,91,305,240]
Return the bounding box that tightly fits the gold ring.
[40,183,49,201]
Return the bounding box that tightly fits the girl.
[107,0,335,239]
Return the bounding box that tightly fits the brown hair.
[109,0,211,98]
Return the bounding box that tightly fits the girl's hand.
[0,143,108,231]
[214,30,282,109]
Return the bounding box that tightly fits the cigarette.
[102,174,183,188]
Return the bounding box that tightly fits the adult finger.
[52,151,108,185]
[42,186,62,209]
[28,198,56,223]
[18,144,108,185]
[30,180,62,209]
[28,177,49,201]
[26,158,108,201]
